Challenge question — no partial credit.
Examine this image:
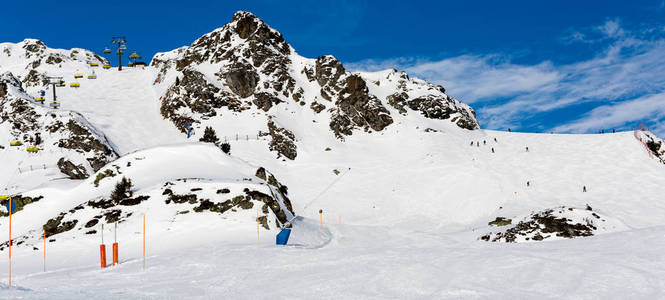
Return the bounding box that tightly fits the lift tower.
[111,36,127,71]
[47,76,63,109]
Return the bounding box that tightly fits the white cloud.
[553,92,665,133]
[347,21,665,135]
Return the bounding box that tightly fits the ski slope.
[1,39,665,298]
[54,67,186,154]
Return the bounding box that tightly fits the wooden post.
[319,209,323,233]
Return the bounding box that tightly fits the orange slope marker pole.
[319,209,323,233]
[339,215,341,225]
[8,196,11,286]
[142,214,145,271]
[100,224,106,268]
[256,209,259,248]
[112,222,118,266]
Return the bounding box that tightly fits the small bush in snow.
[199,126,219,144]
[110,177,133,201]
[220,142,231,154]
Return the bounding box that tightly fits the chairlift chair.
[88,74,97,79]
[49,101,60,108]
[9,141,22,146]
[103,47,112,54]
[26,146,39,153]
[90,63,99,67]
[35,97,45,102]
[103,64,111,69]
[119,44,127,50]
[70,82,80,88]
[74,74,83,79]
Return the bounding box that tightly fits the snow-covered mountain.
[152,11,478,159]
[1,10,665,299]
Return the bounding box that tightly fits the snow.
[1,33,665,298]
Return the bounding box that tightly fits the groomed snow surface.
[1,69,665,299]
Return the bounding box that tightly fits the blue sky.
[4,0,665,135]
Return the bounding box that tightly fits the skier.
[613,128,615,133]
[527,181,530,187]
[508,128,511,132]
[525,146,529,152]
[470,141,473,146]
[583,186,587,193]
[491,148,494,153]
[476,141,479,147]
[483,140,486,145]
[494,137,497,142]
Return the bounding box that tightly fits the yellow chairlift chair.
[103,64,111,69]
[103,47,112,54]
[74,74,83,79]
[70,82,80,88]
[10,141,22,146]
[26,146,39,153]
[90,63,99,67]
[49,101,60,108]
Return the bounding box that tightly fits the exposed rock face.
[160,68,245,132]
[224,62,259,98]
[153,11,479,158]
[57,158,89,179]
[0,72,118,175]
[330,75,393,139]
[267,120,297,160]
[480,207,607,243]
[640,131,665,164]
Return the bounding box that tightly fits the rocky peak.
[155,11,480,159]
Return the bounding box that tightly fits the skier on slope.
[491,148,494,153]
[483,140,486,145]
[583,186,587,192]
[525,146,529,152]
[477,141,479,147]
[494,137,497,142]
[527,181,530,187]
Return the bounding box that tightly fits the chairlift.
[35,97,45,102]
[49,101,60,108]
[90,63,99,67]
[70,82,80,88]
[9,141,22,146]
[103,47,112,54]
[103,64,111,69]
[129,52,140,59]
[88,74,97,79]
[119,44,127,50]
[26,146,39,153]
[74,74,83,79]
[57,80,66,87]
